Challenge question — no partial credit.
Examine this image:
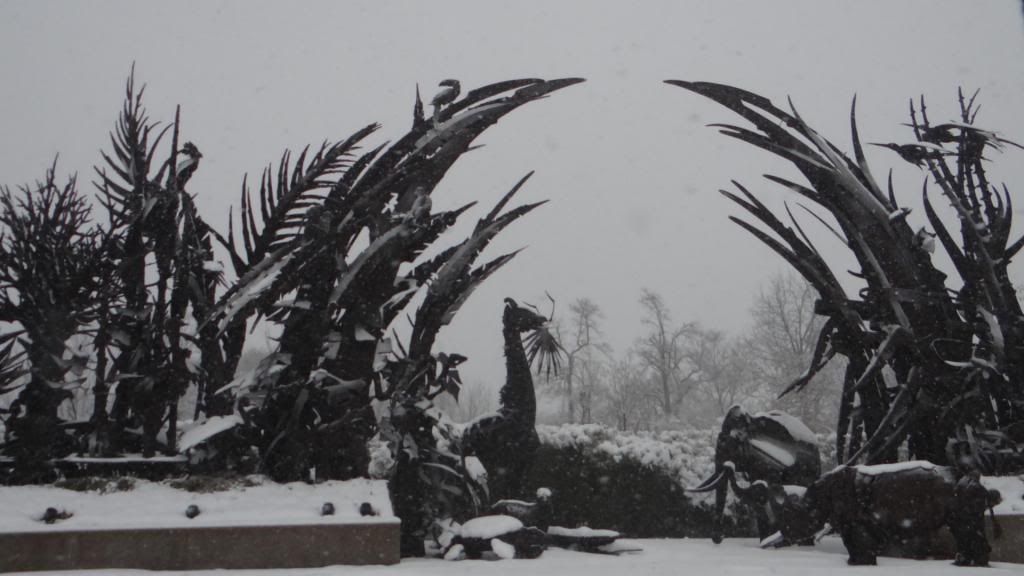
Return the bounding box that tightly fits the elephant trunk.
[713,474,728,544]
[687,464,731,544]
[688,467,728,493]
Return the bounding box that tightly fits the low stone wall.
[0,521,400,572]
[988,515,1024,564]
[887,515,1024,564]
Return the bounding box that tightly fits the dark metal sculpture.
[667,80,1024,471]
[461,298,550,501]
[690,405,821,543]
[778,462,999,566]
[0,71,585,489]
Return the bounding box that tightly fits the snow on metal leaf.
[178,415,243,452]
[216,250,297,333]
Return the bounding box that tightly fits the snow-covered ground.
[5,538,1024,576]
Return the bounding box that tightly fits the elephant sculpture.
[690,405,821,543]
[778,461,1000,566]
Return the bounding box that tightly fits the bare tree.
[601,352,657,432]
[433,379,497,424]
[544,295,606,422]
[556,298,606,423]
[688,329,765,427]
[573,344,609,424]
[635,289,699,417]
[747,273,842,431]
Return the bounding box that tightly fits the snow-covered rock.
[459,515,523,539]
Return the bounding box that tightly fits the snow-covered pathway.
[6,538,1024,576]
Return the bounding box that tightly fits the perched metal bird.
[904,123,959,145]
[175,142,203,189]
[431,79,461,107]
[402,186,432,225]
[914,227,936,254]
[869,142,951,167]
[431,79,460,126]
[907,123,1024,155]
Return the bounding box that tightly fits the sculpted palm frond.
[524,325,566,378]
[218,125,379,275]
[339,78,583,232]
[94,68,171,232]
[327,202,476,323]
[407,173,546,359]
[0,334,27,395]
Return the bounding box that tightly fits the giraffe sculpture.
[461,298,549,501]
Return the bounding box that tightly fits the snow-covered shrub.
[529,424,737,537]
[530,423,836,538]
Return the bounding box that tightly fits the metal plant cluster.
[668,81,1024,472]
[0,70,581,491]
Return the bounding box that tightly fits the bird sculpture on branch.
[431,79,461,126]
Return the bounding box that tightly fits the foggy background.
[1,1,1022,410]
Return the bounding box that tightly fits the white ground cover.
[0,477,394,533]
[5,538,1024,576]
[985,475,1024,515]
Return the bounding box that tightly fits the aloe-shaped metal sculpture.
[668,81,1024,470]
[0,164,105,478]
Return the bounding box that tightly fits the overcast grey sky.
[1,1,1023,389]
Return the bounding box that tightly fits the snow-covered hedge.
[539,424,836,489]
[538,425,719,490]
[529,424,836,538]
